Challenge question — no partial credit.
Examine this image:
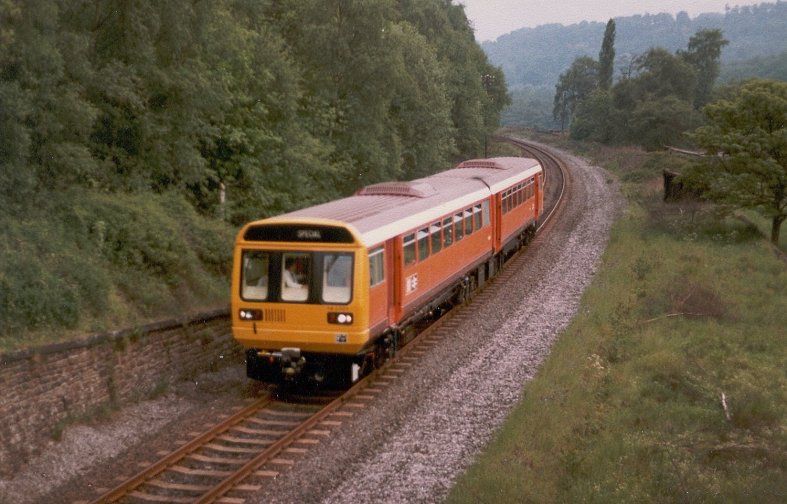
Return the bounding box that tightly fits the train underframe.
[245,222,537,388]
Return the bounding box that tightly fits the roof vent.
[356,181,437,198]
[456,159,508,170]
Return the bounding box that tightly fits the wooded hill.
[484,1,787,90]
[0,0,507,344]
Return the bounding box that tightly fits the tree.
[570,89,616,143]
[598,19,616,90]
[629,48,697,103]
[679,29,729,109]
[553,56,599,130]
[690,79,787,244]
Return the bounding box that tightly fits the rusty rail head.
[90,395,272,503]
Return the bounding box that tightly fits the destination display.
[243,224,355,243]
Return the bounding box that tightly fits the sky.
[459,1,767,42]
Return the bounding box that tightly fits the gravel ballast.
[250,140,622,503]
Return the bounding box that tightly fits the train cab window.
[454,212,464,241]
[474,205,482,229]
[443,217,453,247]
[322,253,353,304]
[464,209,473,235]
[403,233,416,266]
[418,227,430,261]
[369,247,384,287]
[241,251,270,301]
[430,222,442,253]
[281,253,311,302]
[482,200,490,226]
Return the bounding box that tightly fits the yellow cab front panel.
[231,219,371,356]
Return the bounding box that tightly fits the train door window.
[454,212,464,241]
[281,253,310,302]
[418,227,430,261]
[403,233,416,266]
[369,247,384,287]
[430,222,442,253]
[241,251,270,301]
[482,200,491,226]
[322,253,353,304]
[443,217,453,247]
[464,209,473,235]
[474,205,482,229]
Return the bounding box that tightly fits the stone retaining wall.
[0,309,241,477]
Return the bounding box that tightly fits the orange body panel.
[397,216,492,321]
[231,158,543,361]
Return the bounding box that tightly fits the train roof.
[261,157,541,247]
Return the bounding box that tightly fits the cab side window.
[369,247,384,286]
[403,234,416,266]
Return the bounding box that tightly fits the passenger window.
[443,217,453,247]
[464,209,473,235]
[482,200,490,226]
[418,228,430,261]
[403,233,416,266]
[517,188,523,206]
[474,205,482,229]
[454,213,464,241]
[369,247,384,287]
[322,253,353,304]
[430,222,442,253]
[281,253,310,302]
[241,251,270,301]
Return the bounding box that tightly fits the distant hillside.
[719,51,787,82]
[484,2,787,89]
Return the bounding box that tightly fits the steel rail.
[89,396,273,503]
[196,304,461,504]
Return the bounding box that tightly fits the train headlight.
[239,309,262,321]
[328,312,353,325]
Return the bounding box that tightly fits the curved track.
[89,138,569,504]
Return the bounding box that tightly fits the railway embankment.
[449,133,786,502]
[0,309,239,477]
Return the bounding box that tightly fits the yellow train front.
[231,217,372,385]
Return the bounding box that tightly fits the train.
[231,157,544,385]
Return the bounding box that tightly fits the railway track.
[88,137,569,504]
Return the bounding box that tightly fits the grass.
[448,133,787,503]
[0,189,234,352]
[739,211,787,252]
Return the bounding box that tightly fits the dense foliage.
[687,79,787,244]
[1,0,507,222]
[564,30,727,151]
[0,0,507,343]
